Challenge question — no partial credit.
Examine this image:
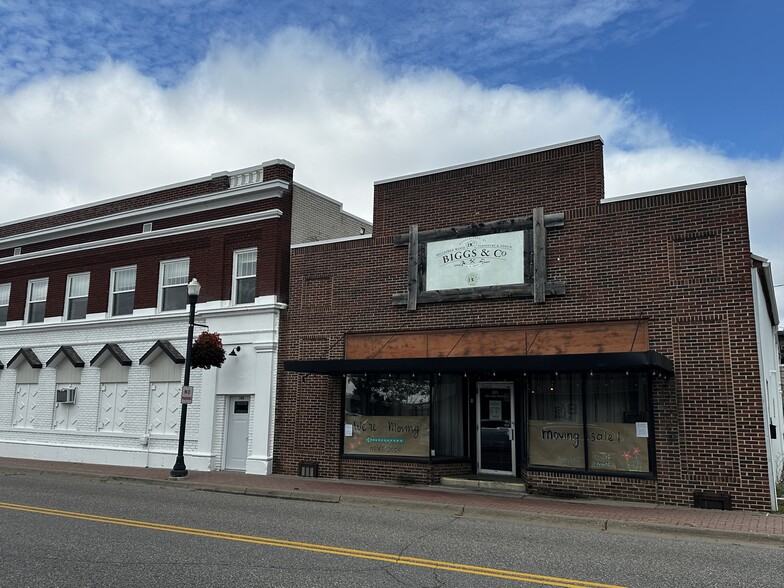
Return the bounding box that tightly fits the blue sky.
[1,0,782,295]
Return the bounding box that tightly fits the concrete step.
[440,475,527,495]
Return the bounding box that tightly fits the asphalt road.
[0,471,782,587]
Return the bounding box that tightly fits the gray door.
[225,396,250,470]
[476,382,516,475]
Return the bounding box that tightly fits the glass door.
[476,382,515,475]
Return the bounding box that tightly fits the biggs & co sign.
[425,231,524,291]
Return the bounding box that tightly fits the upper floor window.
[26,278,48,324]
[0,283,10,326]
[65,273,90,320]
[110,266,136,316]
[159,259,189,311]
[233,248,257,304]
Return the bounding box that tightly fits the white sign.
[181,385,193,405]
[426,231,524,291]
[635,422,649,438]
[344,424,353,437]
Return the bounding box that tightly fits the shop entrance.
[225,396,250,471]
[476,382,516,475]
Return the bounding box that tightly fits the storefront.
[286,323,673,482]
[276,136,782,510]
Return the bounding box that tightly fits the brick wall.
[0,176,230,240]
[0,315,204,455]
[291,184,372,245]
[0,218,285,323]
[275,138,771,510]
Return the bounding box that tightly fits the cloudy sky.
[1,0,782,301]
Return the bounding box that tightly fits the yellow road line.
[0,501,625,588]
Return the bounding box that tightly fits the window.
[585,373,650,473]
[344,374,431,457]
[0,283,9,326]
[65,273,89,320]
[431,375,465,458]
[110,266,136,316]
[527,372,651,474]
[528,373,585,469]
[159,259,189,311]
[233,248,257,304]
[25,278,48,323]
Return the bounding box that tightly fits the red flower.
[191,331,226,369]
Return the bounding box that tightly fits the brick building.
[280,137,783,511]
[0,161,370,474]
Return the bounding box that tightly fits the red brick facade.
[276,138,773,510]
[0,166,292,321]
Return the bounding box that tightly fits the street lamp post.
[170,278,201,478]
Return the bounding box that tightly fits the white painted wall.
[0,296,284,474]
[752,266,784,510]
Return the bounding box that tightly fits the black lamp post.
[170,278,201,478]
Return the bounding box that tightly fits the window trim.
[64,272,90,321]
[109,265,137,317]
[158,258,190,312]
[232,248,257,305]
[0,282,10,326]
[25,277,48,324]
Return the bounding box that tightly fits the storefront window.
[585,373,650,473]
[344,374,431,457]
[527,372,652,474]
[431,375,465,458]
[528,373,585,469]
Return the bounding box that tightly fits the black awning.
[284,350,674,376]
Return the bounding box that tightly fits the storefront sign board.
[425,231,524,291]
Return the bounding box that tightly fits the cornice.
[0,209,283,266]
[0,298,287,341]
[600,177,747,204]
[1,179,289,250]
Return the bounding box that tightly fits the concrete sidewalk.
[1,457,782,547]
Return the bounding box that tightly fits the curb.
[2,465,782,548]
[604,519,784,548]
[339,494,466,516]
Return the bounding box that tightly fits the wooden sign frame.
[392,208,565,309]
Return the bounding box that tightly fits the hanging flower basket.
[191,331,226,370]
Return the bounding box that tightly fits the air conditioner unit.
[56,387,76,404]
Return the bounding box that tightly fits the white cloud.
[604,145,784,284]
[0,27,781,302]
